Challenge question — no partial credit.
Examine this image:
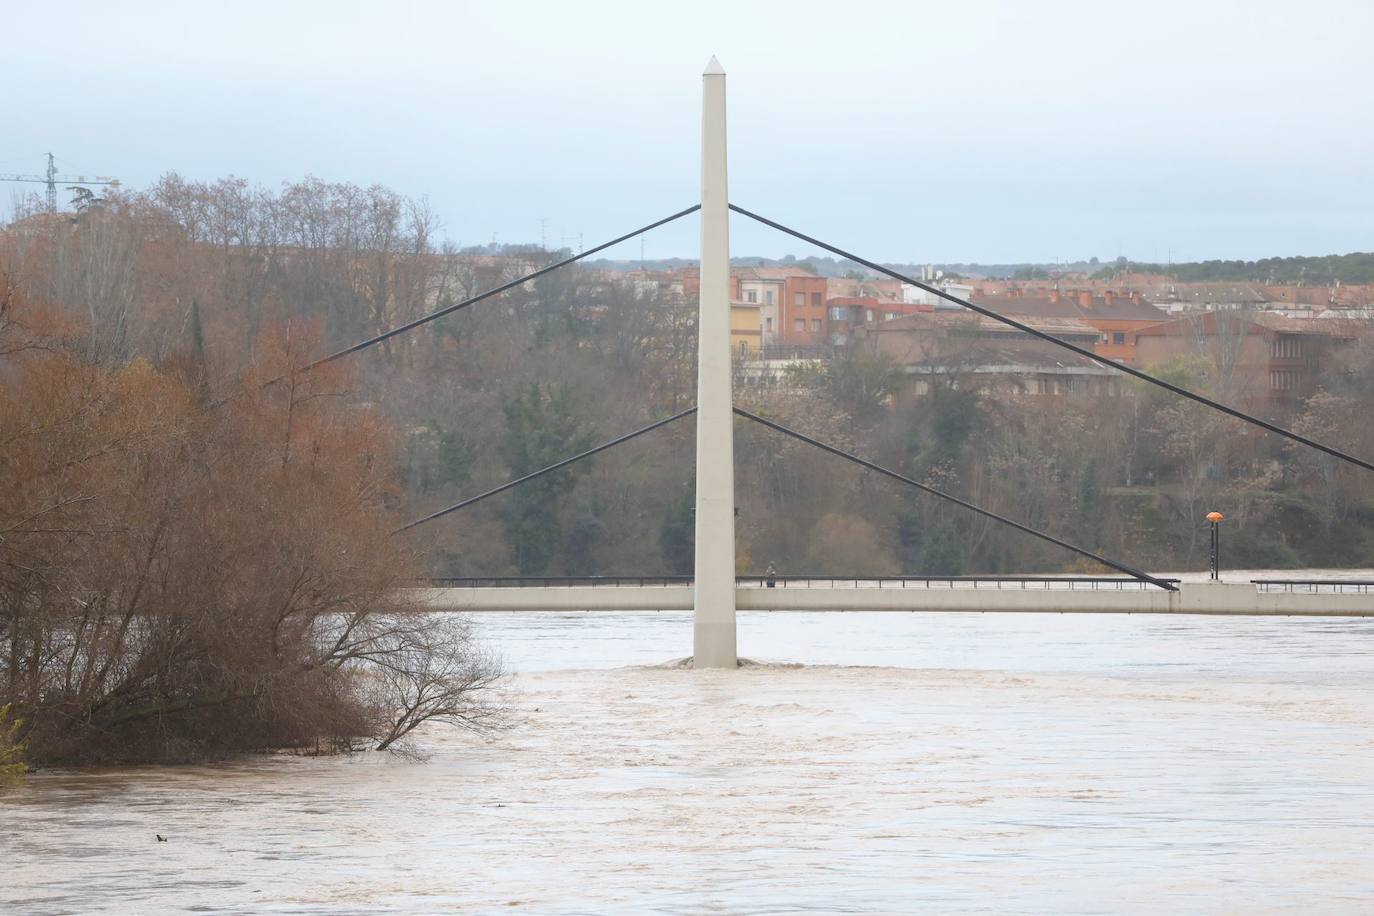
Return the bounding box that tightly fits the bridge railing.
[1253,579,1374,594]
[424,575,1181,591]
[736,576,1180,590]
[425,576,693,588]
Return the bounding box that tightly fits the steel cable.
[396,407,697,533]
[734,406,1176,590]
[729,204,1374,473]
[270,204,702,382]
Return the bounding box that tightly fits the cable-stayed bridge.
[418,576,1374,618]
[274,59,1374,665]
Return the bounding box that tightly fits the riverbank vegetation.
[4,174,1373,595]
[0,704,25,784]
[0,284,501,765]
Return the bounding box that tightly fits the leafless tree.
[361,615,505,752]
[0,302,504,764]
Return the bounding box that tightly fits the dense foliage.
[1093,252,1374,284]
[0,286,501,765]
[4,174,1372,602]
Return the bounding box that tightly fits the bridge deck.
[414,581,1374,617]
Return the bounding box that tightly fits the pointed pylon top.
[703,55,725,76]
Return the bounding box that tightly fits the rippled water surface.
[6,581,1374,913]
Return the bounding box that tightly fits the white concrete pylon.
[692,56,738,668]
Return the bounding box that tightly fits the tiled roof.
[976,294,1168,322]
[1136,311,1360,337]
[863,310,1099,337]
[914,343,1113,373]
[734,266,817,281]
[1249,312,1359,335]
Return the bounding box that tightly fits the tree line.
[1092,252,1374,285]
[6,174,1373,587]
[0,251,502,765]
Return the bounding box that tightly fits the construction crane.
[0,152,120,212]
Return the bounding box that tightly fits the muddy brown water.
[4,571,1374,913]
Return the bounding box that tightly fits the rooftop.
[864,310,1101,338]
[909,342,1117,375]
[975,292,1168,322]
[1135,311,1364,338]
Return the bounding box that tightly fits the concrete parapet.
[411,583,1374,616]
[415,586,694,612]
[738,586,1174,613]
[1176,581,1374,616]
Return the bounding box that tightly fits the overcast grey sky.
[4,0,1371,264]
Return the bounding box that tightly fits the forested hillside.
[1094,252,1374,284]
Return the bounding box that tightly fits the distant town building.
[1141,282,1271,315]
[729,266,827,349]
[729,300,762,357]
[825,276,905,302]
[902,280,974,308]
[826,296,933,345]
[973,288,1169,365]
[853,311,1122,400]
[1133,312,1360,408]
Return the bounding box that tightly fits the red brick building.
[730,266,829,350]
[852,311,1121,400]
[1133,312,1359,407]
[974,289,1168,365]
[826,297,934,344]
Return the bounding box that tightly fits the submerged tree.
[0,301,502,764]
[0,705,25,786]
[365,615,504,752]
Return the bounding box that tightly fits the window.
[794,293,805,306]
[764,317,773,331]
[830,307,846,320]
[811,292,822,306]
[885,312,898,320]
[1113,331,1126,345]
[865,309,874,322]
[794,318,805,332]
[1271,335,1302,359]
[739,341,748,356]
[746,290,757,303]
[765,290,774,304]
[811,319,821,332]
[1270,369,1298,391]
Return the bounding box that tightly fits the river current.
[4,571,1374,913]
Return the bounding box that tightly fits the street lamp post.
[1206,511,1225,580]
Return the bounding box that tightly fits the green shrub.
[1226,526,1301,569]
[0,704,26,786]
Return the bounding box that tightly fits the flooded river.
[5,577,1374,912]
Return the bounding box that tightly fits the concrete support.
[692,57,738,668]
